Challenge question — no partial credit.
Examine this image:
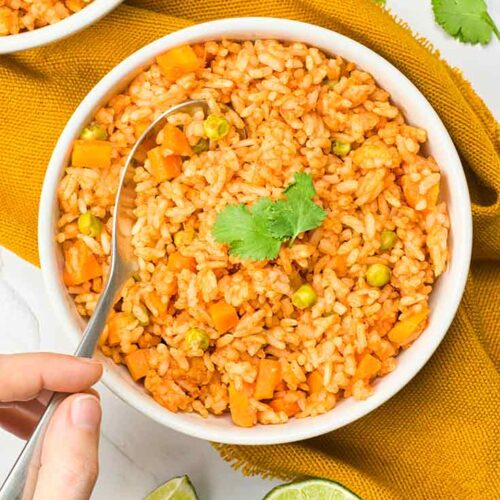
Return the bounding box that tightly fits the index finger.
[0,353,102,403]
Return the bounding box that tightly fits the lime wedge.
[145,476,198,500]
[264,478,360,500]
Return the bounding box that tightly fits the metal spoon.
[0,98,245,500]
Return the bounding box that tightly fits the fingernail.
[71,395,101,429]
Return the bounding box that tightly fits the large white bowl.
[0,0,122,54]
[38,17,472,445]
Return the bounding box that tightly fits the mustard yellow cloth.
[0,1,499,498]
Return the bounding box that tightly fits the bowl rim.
[38,16,472,445]
[0,0,123,54]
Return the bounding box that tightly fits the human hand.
[0,353,103,500]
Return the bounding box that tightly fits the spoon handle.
[0,270,125,500]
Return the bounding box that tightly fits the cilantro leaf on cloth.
[432,0,500,45]
[268,173,327,244]
[212,173,327,260]
[212,198,281,260]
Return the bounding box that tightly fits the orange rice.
[57,40,449,426]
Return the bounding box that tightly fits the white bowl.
[38,17,472,445]
[0,0,123,54]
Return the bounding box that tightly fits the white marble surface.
[1,1,499,498]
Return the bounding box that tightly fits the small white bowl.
[0,0,123,54]
[39,17,472,445]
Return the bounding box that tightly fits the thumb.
[34,394,101,500]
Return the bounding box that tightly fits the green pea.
[366,263,391,287]
[80,124,108,141]
[185,327,210,351]
[331,140,351,157]
[192,138,209,154]
[203,115,230,140]
[78,212,102,237]
[292,284,318,309]
[380,230,397,251]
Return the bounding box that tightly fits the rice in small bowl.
[0,0,122,53]
[39,18,472,444]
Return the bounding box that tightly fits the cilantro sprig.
[212,173,327,261]
[267,173,327,245]
[432,0,500,45]
[211,198,281,260]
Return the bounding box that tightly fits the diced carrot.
[156,45,200,80]
[388,311,428,346]
[274,380,287,392]
[332,254,347,276]
[402,175,440,211]
[145,291,168,317]
[166,251,196,273]
[147,147,182,181]
[107,312,136,346]
[307,370,324,393]
[134,121,150,138]
[229,382,256,427]
[125,349,150,381]
[161,123,192,156]
[209,300,239,334]
[355,353,382,380]
[269,398,301,417]
[63,240,102,286]
[254,359,281,400]
[72,139,113,168]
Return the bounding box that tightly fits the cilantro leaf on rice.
[268,173,327,244]
[212,198,281,260]
[283,171,317,200]
[212,172,327,261]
